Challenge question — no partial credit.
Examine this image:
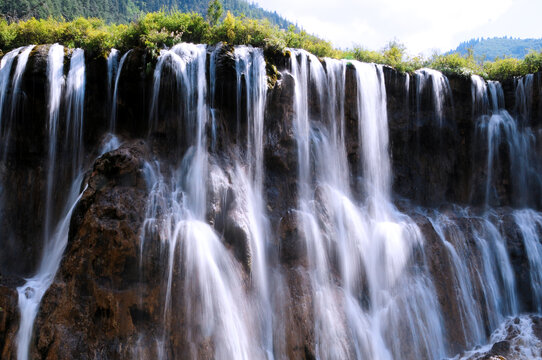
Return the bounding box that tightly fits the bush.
[0,11,337,57]
[346,41,417,73]
[426,51,483,77]
[1,11,542,81]
[346,47,384,63]
[0,18,19,48]
[523,50,542,74]
[483,57,524,81]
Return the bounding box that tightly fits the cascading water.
[472,75,541,207]
[353,61,445,360]
[233,46,274,359]
[107,48,119,106]
[9,46,35,120]
[3,41,542,360]
[43,44,65,241]
[15,45,88,360]
[101,48,122,151]
[209,46,219,149]
[65,48,86,176]
[110,49,132,132]
[512,210,542,312]
[289,50,445,359]
[0,46,34,157]
[143,43,262,360]
[419,73,542,359]
[516,74,534,124]
[415,68,453,126]
[426,209,518,346]
[290,50,351,358]
[0,47,23,125]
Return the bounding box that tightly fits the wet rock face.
[385,71,476,207]
[0,285,18,360]
[210,44,238,137]
[115,49,150,140]
[263,72,300,264]
[31,141,161,360]
[418,215,479,354]
[502,212,536,312]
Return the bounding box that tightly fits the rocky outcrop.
[30,142,158,359]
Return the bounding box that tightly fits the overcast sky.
[253,0,542,55]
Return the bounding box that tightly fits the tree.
[207,0,223,26]
[382,40,405,68]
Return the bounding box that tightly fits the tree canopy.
[0,0,292,29]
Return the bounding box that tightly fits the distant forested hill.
[451,37,542,61]
[0,0,292,28]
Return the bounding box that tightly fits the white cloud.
[253,0,541,54]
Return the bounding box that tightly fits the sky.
[252,0,542,55]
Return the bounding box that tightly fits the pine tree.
[207,0,223,26]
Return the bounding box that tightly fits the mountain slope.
[0,0,292,28]
[451,37,542,61]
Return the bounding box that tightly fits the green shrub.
[346,41,419,73]
[426,52,483,77]
[0,11,335,57]
[0,18,17,48]
[15,17,59,47]
[483,57,524,81]
[523,50,542,74]
[346,47,384,63]
[1,11,542,80]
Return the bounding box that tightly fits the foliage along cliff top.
[0,10,336,58]
[1,10,541,81]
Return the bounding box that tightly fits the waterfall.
[110,49,132,132]
[512,210,542,312]
[427,209,518,347]
[0,47,23,126]
[65,48,86,176]
[234,46,274,358]
[472,75,489,118]
[209,46,219,150]
[352,62,445,360]
[353,62,391,212]
[43,44,65,241]
[16,46,88,360]
[290,49,350,358]
[428,212,486,345]
[4,43,542,360]
[515,74,534,124]
[15,180,86,360]
[107,48,119,106]
[289,50,445,359]
[415,68,453,126]
[9,46,35,120]
[473,75,541,207]
[0,46,34,157]
[143,43,261,359]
